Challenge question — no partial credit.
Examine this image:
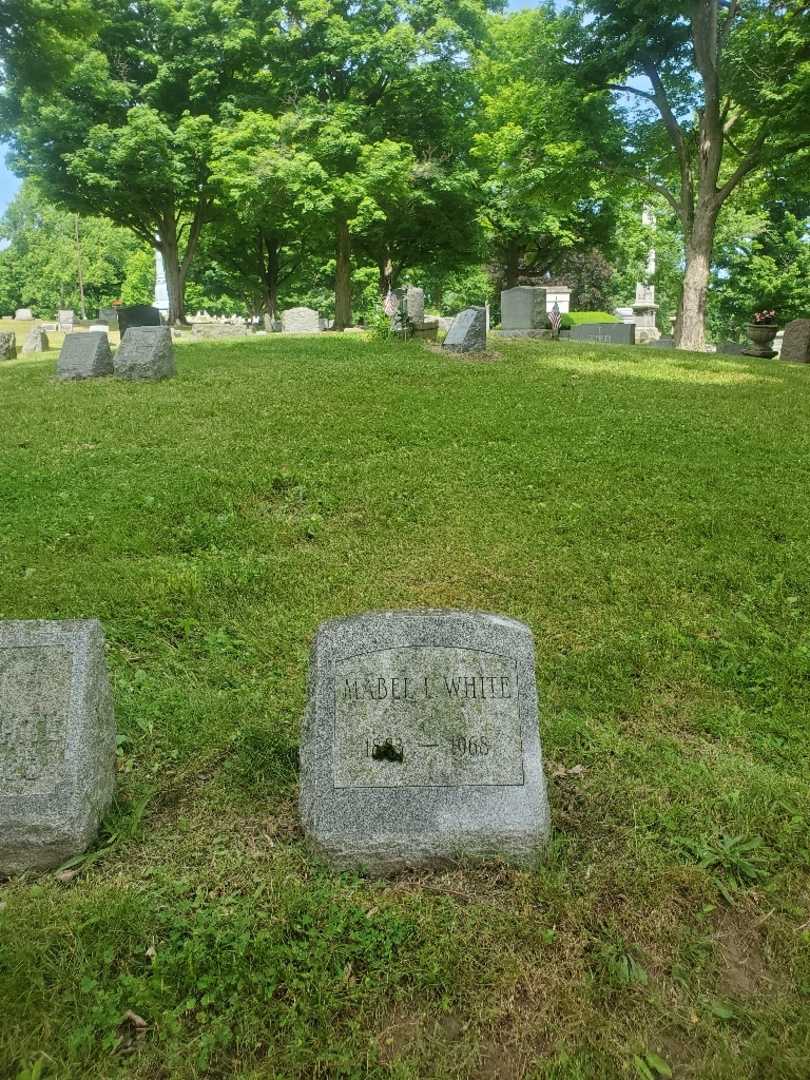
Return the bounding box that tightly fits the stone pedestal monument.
[632,283,660,344]
[154,248,170,319]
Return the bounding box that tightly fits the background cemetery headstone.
[114,325,175,380]
[571,322,636,346]
[116,304,162,337]
[281,307,320,333]
[191,322,249,340]
[779,319,810,363]
[98,306,119,330]
[14,307,33,320]
[0,332,18,360]
[299,610,550,873]
[57,309,75,332]
[56,331,113,380]
[631,283,660,344]
[0,619,116,875]
[442,306,487,354]
[22,327,49,354]
[500,287,547,331]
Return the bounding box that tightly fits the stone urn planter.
[743,322,778,358]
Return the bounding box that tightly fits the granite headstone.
[117,304,162,337]
[500,287,546,331]
[0,619,116,875]
[14,308,33,321]
[299,609,550,873]
[114,325,175,380]
[57,332,113,380]
[442,307,487,354]
[281,306,320,333]
[571,322,636,346]
[57,309,75,332]
[0,332,17,361]
[22,327,49,354]
[780,319,810,363]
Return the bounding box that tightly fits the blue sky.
[0,0,548,218]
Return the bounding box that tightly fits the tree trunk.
[334,219,352,330]
[504,242,520,289]
[378,253,394,296]
[675,203,717,351]
[259,232,280,320]
[74,215,87,319]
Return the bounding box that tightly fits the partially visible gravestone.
[191,322,249,340]
[501,287,546,331]
[281,306,320,333]
[780,319,810,363]
[647,336,674,349]
[114,326,175,380]
[0,619,116,875]
[57,309,75,332]
[614,306,635,325]
[436,316,455,334]
[392,285,425,328]
[98,307,119,330]
[14,308,33,321]
[88,324,108,333]
[717,341,746,356]
[57,332,113,380]
[0,332,17,360]
[22,327,49,354]
[116,304,162,337]
[442,306,487,354]
[299,610,550,873]
[571,322,636,346]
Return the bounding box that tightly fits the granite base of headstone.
[0,332,17,360]
[299,610,550,874]
[779,319,810,363]
[442,307,487,354]
[22,327,49,354]
[281,307,320,333]
[191,322,249,340]
[114,326,175,380]
[57,332,113,380]
[116,304,162,337]
[571,322,636,346]
[0,619,116,876]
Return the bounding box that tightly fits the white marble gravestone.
[0,620,116,875]
[299,610,550,873]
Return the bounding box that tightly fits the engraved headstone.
[116,304,162,337]
[500,287,546,331]
[780,319,810,363]
[57,309,75,332]
[98,307,119,330]
[114,325,175,380]
[14,307,34,321]
[0,619,116,875]
[392,285,425,328]
[571,322,636,346]
[0,332,17,361]
[56,332,113,380]
[442,306,487,354]
[299,610,550,873]
[22,327,49,354]
[280,306,320,333]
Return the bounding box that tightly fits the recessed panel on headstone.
[571,322,635,346]
[300,610,550,873]
[0,619,116,875]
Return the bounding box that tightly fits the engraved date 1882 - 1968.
[366,735,491,762]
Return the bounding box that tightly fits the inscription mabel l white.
[333,646,524,788]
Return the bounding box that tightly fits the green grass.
[1,334,809,1079]
[566,311,620,324]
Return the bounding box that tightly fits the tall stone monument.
[0,619,116,875]
[299,610,550,873]
[153,248,170,319]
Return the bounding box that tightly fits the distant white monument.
[154,248,170,318]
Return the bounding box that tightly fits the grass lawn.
[1,334,809,1079]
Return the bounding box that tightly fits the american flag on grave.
[548,301,562,337]
[383,290,398,317]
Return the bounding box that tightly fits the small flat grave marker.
[300,610,550,873]
[571,322,636,346]
[0,619,116,875]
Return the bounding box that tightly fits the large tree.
[0,0,270,323]
[569,0,810,350]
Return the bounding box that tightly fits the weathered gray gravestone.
[299,610,550,874]
[116,304,162,337]
[0,332,17,361]
[22,327,49,354]
[57,332,113,380]
[57,309,75,332]
[114,326,175,380]
[501,287,546,331]
[0,619,116,875]
[281,306,320,333]
[442,307,487,354]
[191,322,249,340]
[571,322,636,346]
[780,319,810,363]
[14,307,33,321]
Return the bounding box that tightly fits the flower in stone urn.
[744,309,779,358]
